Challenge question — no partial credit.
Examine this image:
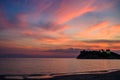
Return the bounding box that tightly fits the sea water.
[0,58,120,75]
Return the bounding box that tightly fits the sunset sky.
[0,0,120,58]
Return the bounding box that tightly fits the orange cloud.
[54,0,96,24]
[21,30,35,36]
[53,25,69,33]
[86,21,109,32]
[0,0,119,54]
[35,33,69,45]
[53,0,115,25]
[76,21,111,39]
[99,24,120,38]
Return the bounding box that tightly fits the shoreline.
[0,69,120,80]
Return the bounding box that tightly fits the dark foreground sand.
[0,70,120,80]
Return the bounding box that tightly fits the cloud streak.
[0,0,120,57]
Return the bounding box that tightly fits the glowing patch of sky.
[0,0,120,57]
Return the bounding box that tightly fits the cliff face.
[77,50,120,59]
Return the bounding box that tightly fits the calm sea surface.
[0,58,120,75]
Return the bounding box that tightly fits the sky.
[0,0,120,58]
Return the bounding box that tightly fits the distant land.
[0,48,120,58]
[77,49,120,59]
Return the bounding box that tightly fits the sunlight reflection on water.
[0,58,120,74]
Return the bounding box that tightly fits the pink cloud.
[0,12,13,29]
[76,21,110,39]
[97,24,120,38]
[53,0,96,24]
[0,0,119,53]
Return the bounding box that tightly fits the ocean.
[0,58,120,75]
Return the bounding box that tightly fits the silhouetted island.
[77,49,120,59]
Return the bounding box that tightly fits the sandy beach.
[0,70,120,80]
[50,70,120,80]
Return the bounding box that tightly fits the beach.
[51,70,120,80]
[0,70,120,80]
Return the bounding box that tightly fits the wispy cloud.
[0,0,119,57]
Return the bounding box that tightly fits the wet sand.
[0,70,120,80]
[51,70,120,80]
